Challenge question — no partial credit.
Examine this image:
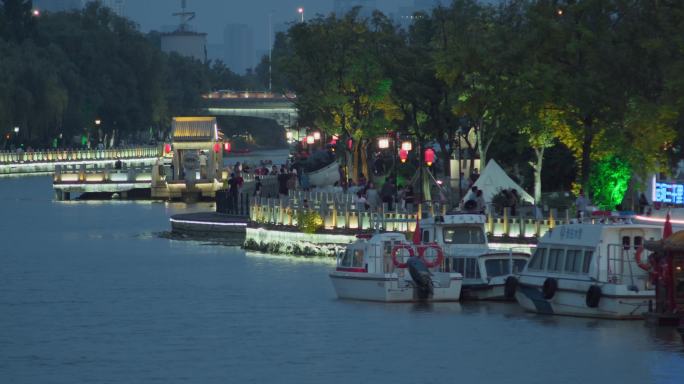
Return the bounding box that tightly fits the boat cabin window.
[352,249,364,268]
[512,259,527,274]
[485,259,506,277]
[528,248,547,271]
[451,257,480,279]
[548,249,565,272]
[634,236,643,250]
[485,259,529,277]
[564,249,583,273]
[339,249,365,268]
[582,250,593,273]
[422,230,430,243]
[339,249,353,267]
[622,236,631,250]
[442,225,485,244]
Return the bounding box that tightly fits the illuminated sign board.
[654,182,684,204]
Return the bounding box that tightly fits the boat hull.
[515,280,653,319]
[329,271,462,302]
[461,284,508,301]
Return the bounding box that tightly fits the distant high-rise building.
[333,0,378,18]
[223,24,255,74]
[206,43,225,64]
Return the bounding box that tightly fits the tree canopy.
[0,1,256,148]
[272,0,684,201]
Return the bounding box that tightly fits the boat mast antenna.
[173,0,196,32]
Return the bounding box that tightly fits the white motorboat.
[418,214,530,300]
[512,221,662,319]
[329,232,463,302]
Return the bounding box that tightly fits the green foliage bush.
[296,210,324,234]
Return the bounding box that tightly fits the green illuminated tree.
[588,156,631,210]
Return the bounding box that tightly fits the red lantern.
[399,149,408,163]
[424,148,435,166]
[164,143,171,154]
[347,138,353,150]
[213,143,221,153]
[224,142,231,152]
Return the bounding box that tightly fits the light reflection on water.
[0,175,683,384]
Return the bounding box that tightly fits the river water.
[1,175,683,384]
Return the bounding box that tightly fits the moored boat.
[329,232,462,302]
[511,221,661,319]
[418,214,530,300]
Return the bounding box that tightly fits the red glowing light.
[424,148,435,166]
[399,149,408,163]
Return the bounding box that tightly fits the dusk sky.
[126,0,418,49]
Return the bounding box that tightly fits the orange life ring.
[391,244,415,268]
[635,245,651,271]
[418,243,444,268]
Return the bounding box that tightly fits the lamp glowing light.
[306,135,315,144]
[95,119,101,126]
[401,141,412,151]
[378,137,390,149]
[164,143,171,154]
[286,131,293,140]
[399,149,408,163]
[224,142,232,152]
[313,131,321,140]
[32,9,40,17]
[13,127,19,133]
[213,143,221,153]
[424,148,435,166]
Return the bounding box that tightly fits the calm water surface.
[1,176,683,384]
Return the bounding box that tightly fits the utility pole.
[268,11,273,92]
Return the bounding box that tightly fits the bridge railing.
[0,146,162,165]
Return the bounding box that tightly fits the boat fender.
[504,276,518,299]
[542,278,558,300]
[417,243,444,268]
[391,244,415,268]
[585,285,602,308]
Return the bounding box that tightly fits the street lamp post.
[393,133,398,192]
[297,7,304,23]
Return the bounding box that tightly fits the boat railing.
[605,244,650,290]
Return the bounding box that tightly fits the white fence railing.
[0,146,162,164]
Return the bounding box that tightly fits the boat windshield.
[485,259,527,277]
[339,248,365,268]
[443,225,485,244]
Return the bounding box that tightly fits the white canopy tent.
[471,159,534,204]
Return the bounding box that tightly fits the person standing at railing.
[254,176,262,197]
[199,151,208,179]
[575,189,590,219]
[228,173,241,214]
[475,189,486,214]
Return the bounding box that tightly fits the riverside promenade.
[0,146,161,176]
[243,189,578,257]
